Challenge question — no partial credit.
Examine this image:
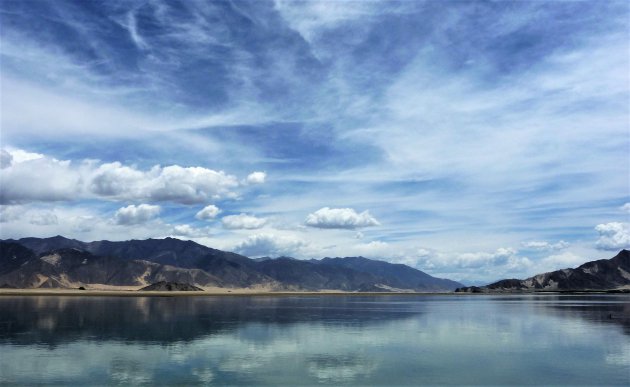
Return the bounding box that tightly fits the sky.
[0,0,629,284]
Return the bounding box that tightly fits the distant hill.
[318,256,461,291]
[0,236,462,292]
[456,250,630,292]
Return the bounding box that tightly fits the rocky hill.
[456,249,630,292]
[0,236,462,292]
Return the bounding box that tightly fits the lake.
[0,294,628,385]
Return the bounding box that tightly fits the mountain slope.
[319,256,462,291]
[0,245,225,289]
[456,250,630,292]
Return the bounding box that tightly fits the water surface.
[0,294,628,385]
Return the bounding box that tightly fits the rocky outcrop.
[139,281,203,291]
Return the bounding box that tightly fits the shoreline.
[0,289,457,297]
[0,289,628,297]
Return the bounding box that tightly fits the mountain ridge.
[0,236,462,292]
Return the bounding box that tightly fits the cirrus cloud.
[305,207,380,229]
[521,240,570,251]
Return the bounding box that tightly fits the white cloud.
[233,233,307,257]
[113,204,161,225]
[621,203,630,213]
[305,207,380,229]
[195,205,221,220]
[222,213,267,230]
[170,224,211,238]
[595,222,630,251]
[521,240,570,251]
[5,149,45,163]
[0,149,248,205]
[395,246,533,282]
[245,171,266,184]
[0,204,181,242]
[90,163,239,204]
[0,154,81,203]
[537,252,586,272]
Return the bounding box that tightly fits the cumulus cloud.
[90,163,239,204]
[245,171,266,184]
[0,155,82,203]
[222,213,267,230]
[195,204,221,220]
[233,233,307,257]
[113,204,161,225]
[0,148,262,205]
[595,222,630,250]
[305,207,380,229]
[521,240,570,251]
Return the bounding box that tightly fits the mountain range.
[456,249,630,292]
[0,236,462,291]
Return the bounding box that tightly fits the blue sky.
[1,0,628,284]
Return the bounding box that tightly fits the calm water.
[0,295,629,385]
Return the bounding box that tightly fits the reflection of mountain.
[456,250,630,292]
[0,296,424,346]
[0,236,462,291]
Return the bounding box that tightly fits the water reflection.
[0,295,628,385]
[0,296,420,346]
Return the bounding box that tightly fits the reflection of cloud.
[606,343,630,366]
[192,367,215,384]
[109,359,151,385]
[2,296,629,385]
[307,354,375,382]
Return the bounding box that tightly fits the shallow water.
[0,294,629,385]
